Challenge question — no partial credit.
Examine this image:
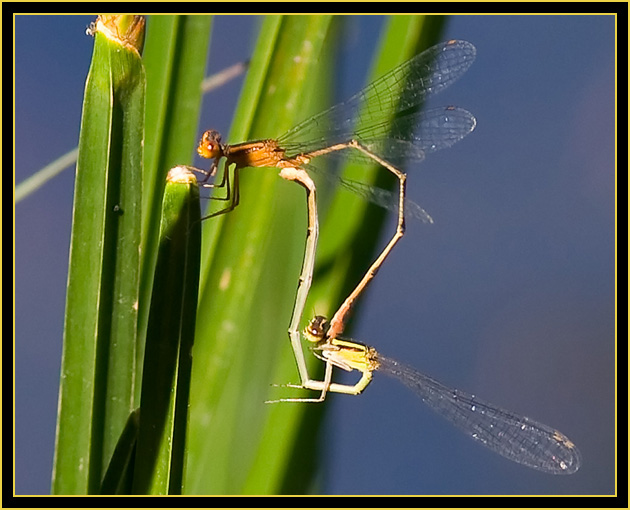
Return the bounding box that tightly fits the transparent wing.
[286,106,476,167]
[296,107,476,222]
[278,40,477,163]
[303,160,434,223]
[336,177,434,223]
[377,355,581,474]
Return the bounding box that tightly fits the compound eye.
[197,130,223,159]
[304,315,329,341]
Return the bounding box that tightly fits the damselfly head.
[197,130,223,159]
[304,315,330,342]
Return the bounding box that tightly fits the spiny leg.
[265,354,373,403]
[265,355,334,403]
[266,338,376,403]
[198,158,231,199]
[199,165,241,220]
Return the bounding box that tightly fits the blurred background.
[15,15,615,495]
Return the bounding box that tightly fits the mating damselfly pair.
[184,39,580,475]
